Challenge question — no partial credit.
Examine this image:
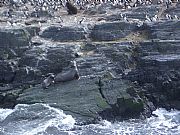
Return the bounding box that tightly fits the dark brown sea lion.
[54,61,80,82]
[66,1,78,15]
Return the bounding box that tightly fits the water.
[0,103,179,135]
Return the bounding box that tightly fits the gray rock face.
[0,87,22,108]
[0,28,31,84]
[0,28,31,59]
[25,26,40,37]
[0,27,76,86]
[17,77,111,122]
[19,44,75,72]
[90,22,138,41]
[14,43,76,85]
[40,26,86,42]
[149,21,180,40]
[100,78,145,119]
[125,39,180,110]
[0,60,16,83]
[16,40,150,122]
[31,10,52,18]
[0,3,179,124]
[78,42,135,77]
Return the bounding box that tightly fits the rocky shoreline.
[0,1,180,124]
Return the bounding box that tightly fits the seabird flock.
[0,0,179,22]
[1,0,178,9]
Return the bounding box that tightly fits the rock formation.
[0,0,179,124]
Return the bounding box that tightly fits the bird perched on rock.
[66,1,78,15]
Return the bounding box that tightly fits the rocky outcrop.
[124,21,180,110]
[0,28,76,86]
[0,2,179,124]
[16,40,148,122]
[0,88,22,108]
[17,77,110,122]
[0,28,31,84]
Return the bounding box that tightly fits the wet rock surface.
[0,28,31,59]
[40,26,86,42]
[90,21,138,41]
[0,1,180,124]
[125,40,180,110]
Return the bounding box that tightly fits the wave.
[71,108,180,135]
[0,103,75,135]
[0,108,14,122]
[0,104,179,135]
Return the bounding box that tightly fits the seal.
[66,1,78,15]
[42,74,55,89]
[54,61,80,82]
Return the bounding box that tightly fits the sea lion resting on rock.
[54,61,80,83]
[42,74,55,89]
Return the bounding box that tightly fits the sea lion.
[66,1,78,15]
[54,61,80,82]
[42,74,55,89]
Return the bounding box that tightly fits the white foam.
[1,106,180,135]
[148,108,180,131]
[0,108,14,121]
[77,108,180,135]
[0,103,76,135]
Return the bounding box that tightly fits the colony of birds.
[0,0,178,11]
[0,0,179,25]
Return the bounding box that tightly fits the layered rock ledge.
[0,2,179,124]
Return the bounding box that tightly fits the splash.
[0,103,75,135]
[72,108,180,135]
[0,108,14,122]
[0,106,179,135]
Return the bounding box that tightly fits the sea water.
[0,103,179,135]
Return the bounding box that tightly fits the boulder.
[100,78,145,119]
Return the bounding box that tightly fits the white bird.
[145,15,151,22]
[152,15,158,22]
